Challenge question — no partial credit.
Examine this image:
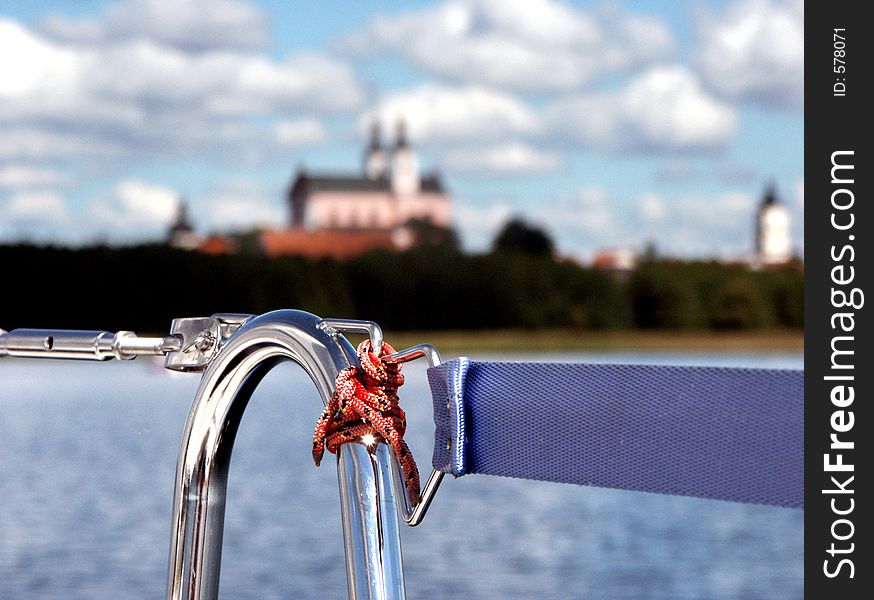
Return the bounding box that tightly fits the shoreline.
[384,329,804,354]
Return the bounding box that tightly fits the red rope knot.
[312,339,421,506]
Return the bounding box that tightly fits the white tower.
[363,121,387,179]
[390,118,419,196]
[756,183,792,265]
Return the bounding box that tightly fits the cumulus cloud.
[195,179,285,232]
[0,17,360,164]
[0,165,68,190]
[650,191,758,257]
[557,187,617,234]
[453,200,513,251]
[636,193,667,221]
[0,190,71,241]
[0,128,131,162]
[695,0,803,109]
[1,190,69,222]
[443,141,561,174]
[85,180,179,242]
[38,0,268,52]
[547,65,738,152]
[583,189,772,259]
[457,187,622,256]
[362,84,541,144]
[340,0,672,92]
[457,186,783,259]
[273,118,328,147]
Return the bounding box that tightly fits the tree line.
[0,243,802,333]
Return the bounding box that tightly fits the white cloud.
[274,118,328,147]
[648,191,758,257]
[636,193,667,221]
[0,128,132,162]
[195,179,285,232]
[695,0,803,109]
[0,19,81,97]
[572,188,777,259]
[340,0,672,92]
[363,84,541,144]
[0,190,71,241]
[453,200,512,251]
[38,0,268,52]
[0,18,361,164]
[443,141,561,174]
[85,180,179,242]
[1,190,69,222]
[547,65,738,152]
[524,187,624,259]
[456,187,783,260]
[407,176,805,260]
[460,187,621,257]
[0,22,362,119]
[559,187,617,234]
[0,165,68,190]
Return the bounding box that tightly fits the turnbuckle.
[0,313,253,371]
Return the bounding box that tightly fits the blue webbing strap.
[427,360,803,508]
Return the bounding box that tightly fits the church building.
[754,183,792,266]
[260,120,452,259]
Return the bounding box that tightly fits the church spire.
[363,119,388,179]
[762,181,778,206]
[755,180,791,265]
[368,120,382,151]
[390,116,419,195]
[394,117,409,149]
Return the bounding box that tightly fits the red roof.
[259,229,398,260]
[198,236,237,255]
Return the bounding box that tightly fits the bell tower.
[363,120,387,179]
[390,118,420,196]
[755,183,792,265]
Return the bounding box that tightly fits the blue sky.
[0,0,803,259]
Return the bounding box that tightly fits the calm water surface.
[0,352,802,599]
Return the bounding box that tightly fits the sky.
[0,0,803,260]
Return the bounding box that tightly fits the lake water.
[0,351,802,599]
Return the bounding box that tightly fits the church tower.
[363,120,387,179]
[390,118,420,196]
[755,183,792,265]
[167,198,202,251]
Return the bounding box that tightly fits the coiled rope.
[312,340,421,506]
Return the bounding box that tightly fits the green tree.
[404,218,460,251]
[491,218,554,257]
[628,264,707,329]
[710,275,774,329]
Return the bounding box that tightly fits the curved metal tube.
[166,310,405,600]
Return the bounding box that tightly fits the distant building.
[167,200,203,250]
[592,247,637,273]
[755,183,792,266]
[260,120,452,259]
[198,235,237,255]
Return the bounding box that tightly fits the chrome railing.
[0,309,443,600]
